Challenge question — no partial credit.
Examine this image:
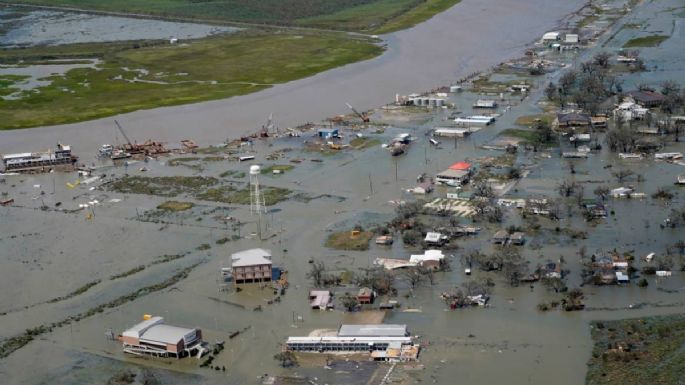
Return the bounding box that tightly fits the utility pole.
[368,174,373,195]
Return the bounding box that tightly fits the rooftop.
[338,324,408,337]
[231,248,272,267]
[448,161,472,171]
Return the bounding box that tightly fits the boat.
[111,149,132,160]
[677,175,685,185]
[181,139,198,149]
[98,144,113,157]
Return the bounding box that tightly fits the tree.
[593,52,611,68]
[612,169,635,183]
[593,186,610,202]
[461,250,482,268]
[558,179,579,197]
[573,184,585,208]
[545,82,558,102]
[307,261,326,287]
[559,70,578,96]
[355,267,396,295]
[499,248,527,286]
[534,120,554,144]
[274,351,297,367]
[340,294,359,311]
[400,267,425,289]
[661,81,682,115]
[473,182,494,198]
[562,288,585,311]
[541,276,567,292]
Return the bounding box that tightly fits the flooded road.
[0,0,584,158]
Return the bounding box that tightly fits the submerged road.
[0,0,585,158]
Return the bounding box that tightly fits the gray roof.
[437,169,469,178]
[231,248,272,267]
[139,324,197,345]
[338,324,408,337]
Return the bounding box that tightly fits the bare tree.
[612,169,635,183]
[307,261,326,287]
[558,179,579,197]
[593,186,610,202]
[400,267,425,289]
[593,52,611,68]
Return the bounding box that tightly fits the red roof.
[449,162,472,171]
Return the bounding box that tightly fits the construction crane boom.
[114,120,133,146]
[346,102,370,123]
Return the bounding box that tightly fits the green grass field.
[0,31,382,129]
[623,35,669,48]
[586,315,685,385]
[9,0,460,31]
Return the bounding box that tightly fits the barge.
[2,143,77,173]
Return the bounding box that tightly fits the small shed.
[318,128,339,138]
[357,287,374,304]
[510,232,526,245]
[424,232,447,246]
[492,230,509,244]
[616,271,630,283]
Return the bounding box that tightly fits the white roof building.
[542,32,560,41]
[409,249,445,264]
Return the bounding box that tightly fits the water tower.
[249,165,266,239]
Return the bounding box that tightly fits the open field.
[586,315,685,385]
[324,230,374,250]
[6,0,460,32]
[0,31,382,129]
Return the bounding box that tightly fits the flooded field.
[1,0,684,384]
[0,8,237,47]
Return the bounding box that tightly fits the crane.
[114,120,133,146]
[346,103,370,123]
[261,113,276,137]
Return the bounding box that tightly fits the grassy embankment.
[8,0,460,32]
[586,314,685,385]
[623,35,669,48]
[0,31,382,129]
[295,0,460,32]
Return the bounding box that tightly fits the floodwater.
[0,8,238,47]
[1,0,685,384]
[0,0,585,158]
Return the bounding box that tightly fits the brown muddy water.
[1,0,685,384]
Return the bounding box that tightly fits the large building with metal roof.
[121,316,204,358]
